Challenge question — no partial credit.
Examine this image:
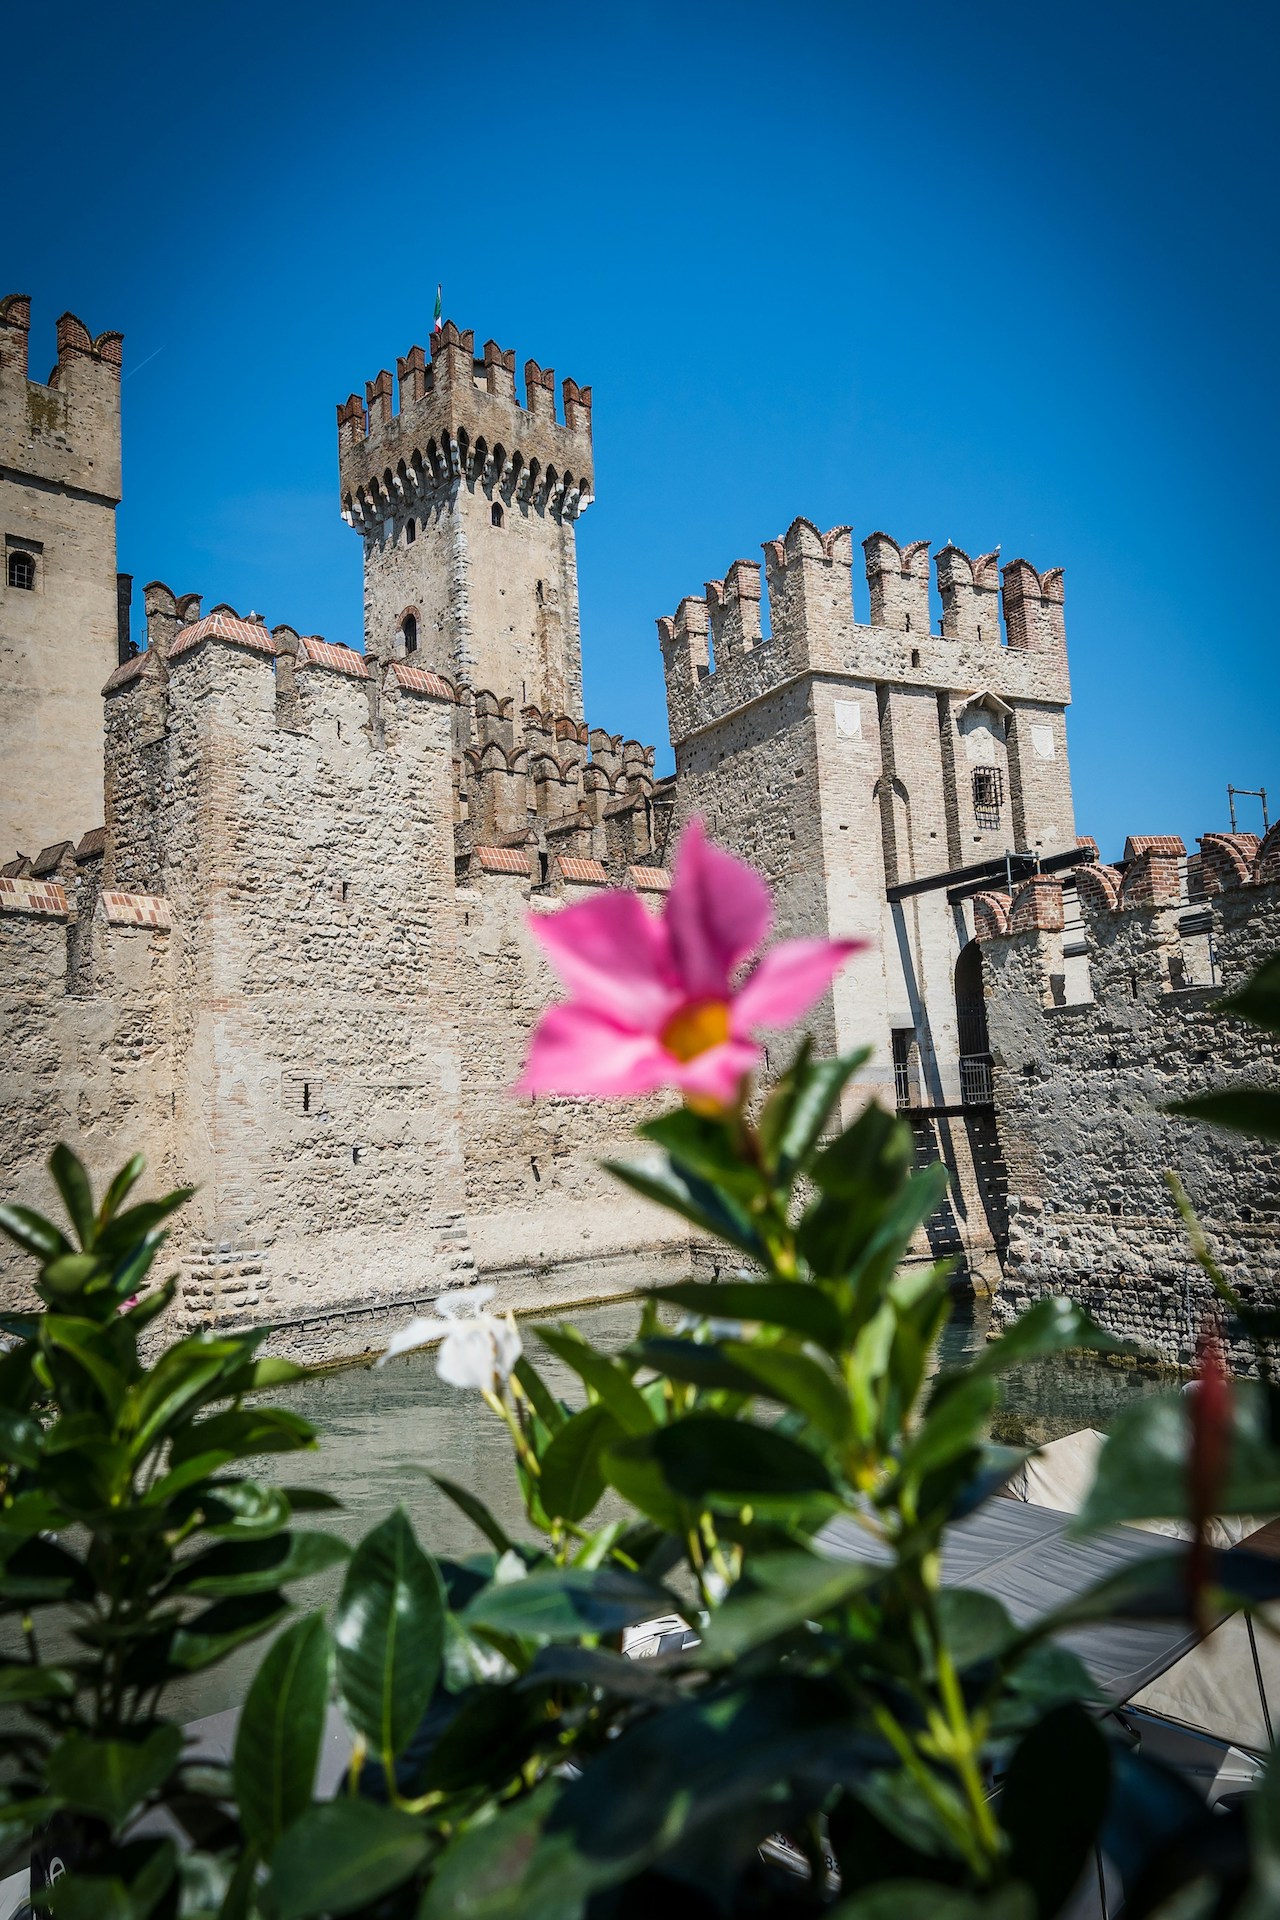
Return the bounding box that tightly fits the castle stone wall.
[658,521,1075,1280]
[980,840,1280,1367]
[339,324,590,717]
[0,299,124,859]
[0,876,177,1309]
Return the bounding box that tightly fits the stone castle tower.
[337,321,593,717]
[0,297,126,860]
[659,523,1077,1274]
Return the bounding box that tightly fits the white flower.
[377,1283,522,1392]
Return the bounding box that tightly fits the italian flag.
[433,285,443,334]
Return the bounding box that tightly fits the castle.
[1,295,1276,1363]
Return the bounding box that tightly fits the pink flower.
[515,819,865,1107]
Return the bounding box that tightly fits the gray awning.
[821,1502,1201,1705]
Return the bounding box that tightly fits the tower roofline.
[337,318,592,529]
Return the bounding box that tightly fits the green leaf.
[233,1612,332,1855]
[900,1375,998,1482]
[759,1043,872,1181]
[42,1251,102,1297]
[0,1665,76,1703]
[0,1409,42,1469]
[170,1529,348,1598]
[722,1340,851,1444]
[30,1873,136,1920]
[520,1643,682,1701]
[267,1799,428,1919]
[168,1406,316,1468]
[828,1887,1024,1920]
[463,1564,675,1640]
[48,1144,96,1249]
[1001,1704,1110,1918]
[638,1107,764,1200]
[428,1474,515,1554]
[626,1336,760,1397]
[334,1508,445,1761]
[511,1353,568,1435]
[651,1278,842,1349]
[46,1724,182,1828]
[936,1589,1018,1672]
[0,1203,71,1261]
[605,1155,765,1262]
[645,1411,835,1503]
[419,1778,569,1920]
[200,1479,293,1539]
[810,1098,913,1200]
[848,1160,952,1303]
[1213,955,1280,1036]
[535,1324,655,1435]
[600,1435,690,1533]
[39,1317,127,1409]
[539,1403,623,1523]
[1168,1086,1280,1142]
[171,1592,291,1671]
[0,1534,94,1604]
[417,1683,551,1794]
[1077,1382,1280,1530]
[798,1103,917,1277]
[699,1550,880,1661]
[92,1189,194,1264]
[96,1152,147,1228]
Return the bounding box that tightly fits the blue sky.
[9,0,1277,860]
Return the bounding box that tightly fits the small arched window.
[405,518,416,544]
[491,502,504,528]
[402,614,418,655]
[7,550,36,591]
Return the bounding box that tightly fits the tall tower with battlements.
[337,321,593,718]
[0,296,125,860]
[659,519,1077,1280]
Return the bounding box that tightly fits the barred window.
[891,1028,917,1111]
[402,614,418,655]
[7,550,36,590]
[972,765,1004,830]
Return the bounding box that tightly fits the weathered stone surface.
[3,301,1276,1373]
[1,297,123,861]
[658,519,1075,1279]
[981,861,1280,1367]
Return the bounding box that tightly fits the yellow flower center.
[661,998,731,1063]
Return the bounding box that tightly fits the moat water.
[158,1291,1172,1724]
[0,1295,1174,1729]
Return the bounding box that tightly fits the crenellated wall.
[338,322,592,718]
[657,515,1077,1283]
[0,573,686,1358]
[978,825,1280,1367]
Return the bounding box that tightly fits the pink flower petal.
[527,890,678,1031]
[732,937,866,1031]
[514,1002,673,1098]
[673,1036,762,1106]
[666,817,772,1000]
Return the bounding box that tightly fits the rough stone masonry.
[1,296,1276,1363]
